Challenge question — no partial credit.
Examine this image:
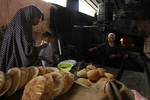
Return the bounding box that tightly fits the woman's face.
[32,17,41,26]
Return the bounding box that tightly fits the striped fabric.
[0,5,44,72]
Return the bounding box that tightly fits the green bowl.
[57,60,76,72]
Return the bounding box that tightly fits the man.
[89,32,122,67]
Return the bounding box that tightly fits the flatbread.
[43,73,55,99]
[46,67,59,72]
[0,74,12,96]
[50,72,64,97]
[20,68,29,88]
[5,67,21,96]
[0,71,5,91]
[22,76,53,100]
[18,68,29,90]
[59,71,74,95]
[75,78,92,88]
[43,73,54,89]
[104,72,114,79]
[27,67,39,81]
[38,67,59,75]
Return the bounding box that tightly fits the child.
[39,31,56,67]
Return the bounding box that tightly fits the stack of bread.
[0,66,74,99]
[76,64,114,88]
[21,68,74,100]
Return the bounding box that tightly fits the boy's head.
[41,31,56,43]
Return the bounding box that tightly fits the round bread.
[45,67,59,73]
[77,68,87,78]
[0,71,5,91]
[76,78,92,88]
[87,69,100,82]
[0,74,12,96]
[43,73,54,93]
[27,67,39,81]
[43,73,54,89]
[20,68,29,88]
[42,74,54,100]
[86,64,96,71]
[97,68,106,77]
[59,71,74,95]
[18,68,29,90]
[104,72,114,79]
[50,72,64,97]
[38,67,59,75]
[5,67,21,96]
[22,76,53,100]
[22,76,46,100]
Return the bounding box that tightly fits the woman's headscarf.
[0,5,44,72]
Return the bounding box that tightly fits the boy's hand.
[35,40,48,48]
[40,40,48,48]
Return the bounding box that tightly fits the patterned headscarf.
[0,5,44,72]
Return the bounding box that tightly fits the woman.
[0,5,45,72]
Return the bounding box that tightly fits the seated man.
[89,32,122,67]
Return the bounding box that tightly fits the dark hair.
[42,31,54,38]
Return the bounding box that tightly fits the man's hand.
[109,54,121,58]
[88,47,97,52]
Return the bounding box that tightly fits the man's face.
[107,33,116,42]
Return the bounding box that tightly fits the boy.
[39,31,56,67]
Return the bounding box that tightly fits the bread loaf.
[86,64,96,71]
[87,69,100,82]
[76,78,92,88]
[77,68,87,78]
